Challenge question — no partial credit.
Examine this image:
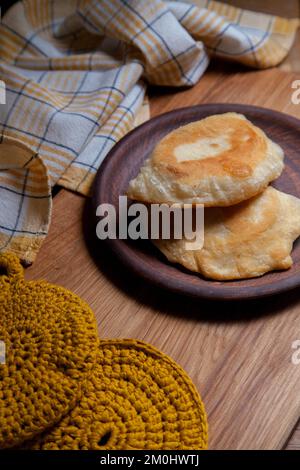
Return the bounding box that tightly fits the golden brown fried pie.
[153,187,300,280]
[127,113,284,206]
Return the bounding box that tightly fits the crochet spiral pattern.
[27,339,208,450]
[0,253,99,449]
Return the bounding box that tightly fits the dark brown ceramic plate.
[93,103,300,300]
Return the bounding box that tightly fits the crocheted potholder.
[27,339,208,450]
[0,253,99,449]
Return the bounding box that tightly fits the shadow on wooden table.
[148,60,252,100]
[83,197,300,324]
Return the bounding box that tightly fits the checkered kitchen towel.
[0,0,299,263]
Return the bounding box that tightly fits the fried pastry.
[153,187,300,280]
[127,113,284,206]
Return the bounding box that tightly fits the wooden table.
[26,64,300,450]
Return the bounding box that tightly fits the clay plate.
[93,104,300,300]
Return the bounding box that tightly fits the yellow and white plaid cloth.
[0,0,299,263]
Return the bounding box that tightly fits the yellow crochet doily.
[0,253,99,449]
[26,339,208,450]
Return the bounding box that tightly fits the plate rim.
[93,103,300,301]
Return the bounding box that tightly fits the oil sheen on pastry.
[153,187,300,280]
[127,113,284,206]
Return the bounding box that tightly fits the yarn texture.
[0,253,99,449]
[27,339,208,450]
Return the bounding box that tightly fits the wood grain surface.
[93,103,300,300]
[26,68,300,450]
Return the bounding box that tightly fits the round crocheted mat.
[0,253,99,449]
[27,339,208,450]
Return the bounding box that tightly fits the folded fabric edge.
[0,136,52,265]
